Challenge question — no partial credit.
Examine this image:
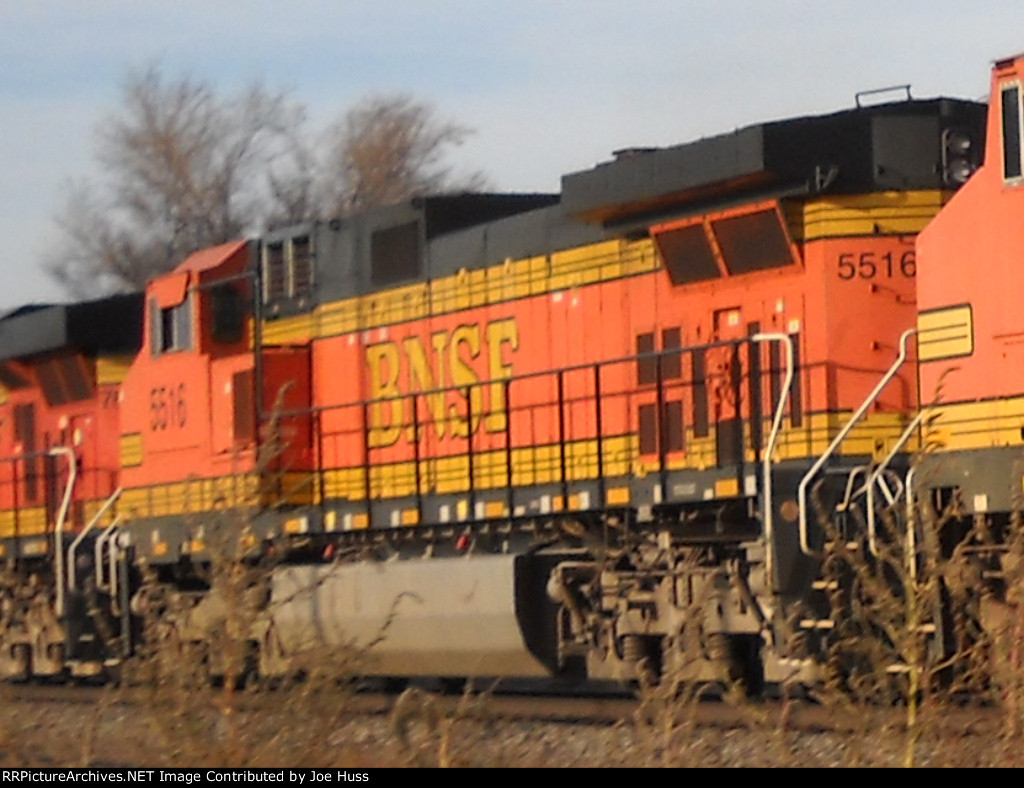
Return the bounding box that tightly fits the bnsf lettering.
[366,318,519,447]
[837,251,916,280]
[150,383,187,431]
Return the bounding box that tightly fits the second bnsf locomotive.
[0,70,994,690]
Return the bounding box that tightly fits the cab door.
[710,307,744,468]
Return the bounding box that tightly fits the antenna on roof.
[855,84,912,107]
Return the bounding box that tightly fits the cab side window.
[150,295,192,355]
[211,284,246,344]
[1001,83,1023,181]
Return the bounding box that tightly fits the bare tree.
[45,73,489,298]
[47,67,307,297]
[316,93,488,216]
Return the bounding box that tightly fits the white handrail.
[95,521,119,594]
[109,528,125,616]
[94,518,124,615]
[905,466,918,582]
[49,447,77,618]
[752,332,794,591]
[797,329,916,556]
[835,466,869,514]
[864,411,924,555]
[67,487,122,594]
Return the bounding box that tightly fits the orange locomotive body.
[0,295,142,678]
[244,97,982,683]
[916,52,1024,520]
[115,240,313,559]
[293,198,922,535]
[0,89,990,688]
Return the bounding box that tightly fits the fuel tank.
[268,553,561,677]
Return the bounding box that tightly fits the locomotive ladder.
[751,332,795,588]
[797,328,917,558]
[862,410,925,558]
[65,488,122,604]
[795,330,934,646]
[63,488,123,666]
[49,446,77,618]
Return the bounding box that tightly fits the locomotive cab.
[916,52,1024,518]
[118,241,311,562]
[913,54,1024,647]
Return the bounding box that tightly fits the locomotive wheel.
[621,634,662,686]
[708,633,764,698]
[9,643,29,683]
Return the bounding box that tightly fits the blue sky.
[1,1,1021,310]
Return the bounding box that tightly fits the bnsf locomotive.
[2,51,1018,692]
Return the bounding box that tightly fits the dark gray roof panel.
[0,306,68,361]
[427,202,606,278]
[0,293,143,362]
[562,98,987,226]
[562,126,768,223]
[421,193,559,237]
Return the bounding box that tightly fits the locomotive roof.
[169,239,250,276]
[561,97,987,227]
[995,51,1024,68]
[0,292,144,362]
[266,192,560,243]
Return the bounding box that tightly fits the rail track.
[1,677,1001,735]
[0,678,1012,767]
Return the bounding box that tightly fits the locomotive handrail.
[67,487,122,595]
[863,409,925,556]
[50,446,77,618]
[874,471,901,508]
[111,526,125,617]
[0,449,75,543]
[95,520,119,594]
[905,466,918,582]
[299,331,762,522]
[797,328,916,557]
[265,333,756,420]
[835,466,869,514]
[752,332,794,591]
[94,518,125,616]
